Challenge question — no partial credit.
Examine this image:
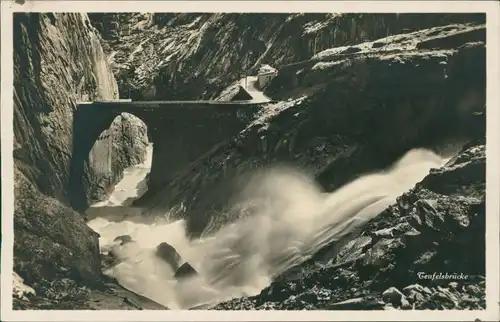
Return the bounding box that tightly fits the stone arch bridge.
[69,99,264,210]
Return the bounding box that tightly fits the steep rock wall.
[13,13,148,205]
[14,13,118,203]
[89,13,484,101]
[267,24,486,192]
[140,23,485,240]
[13,13,148,300]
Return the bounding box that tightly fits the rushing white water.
[86,144,449,309]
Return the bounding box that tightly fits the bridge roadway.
[78,99,270,110]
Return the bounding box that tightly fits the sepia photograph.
[1,1,499,321]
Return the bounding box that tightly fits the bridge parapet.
[76,99,133,105]
[77,99,266,106]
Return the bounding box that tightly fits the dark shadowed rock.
[406,290,426,305]
[13,277,168,310]
[403,283,432,296]
[14,167,101,287]
[174,262,198,280]
[334,236,373,265]
[156,242,182,271]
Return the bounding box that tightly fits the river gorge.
[11,12,487,311]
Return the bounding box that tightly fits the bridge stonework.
[69,101,263,210]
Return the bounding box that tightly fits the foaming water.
[87,146,449,309]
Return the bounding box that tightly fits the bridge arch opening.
[69,100,264,213]
[69,107,152,211]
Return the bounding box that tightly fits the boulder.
[362,238,404,268]
[401,281,485,310]
[156,242,182,271]
[400,297,412,310]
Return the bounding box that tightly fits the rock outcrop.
[13,13,151,309]
[156,242,183,271]
[213,142,486,310]
[14,167,102,286]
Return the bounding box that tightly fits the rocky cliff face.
[142,22,485,239]
[13,13,150,309]
[214,142,486,310]
[14,13,117,203]
[89,13,484,101]
[14,13,148,207]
